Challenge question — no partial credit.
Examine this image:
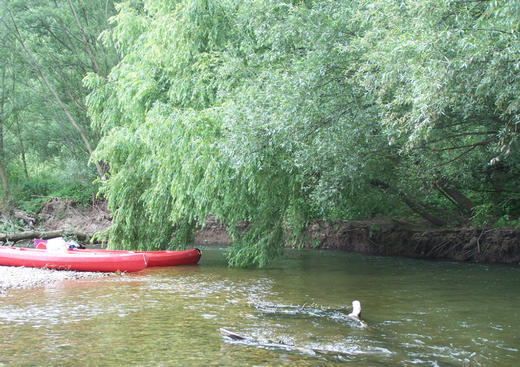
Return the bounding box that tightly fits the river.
[0,247,518,366]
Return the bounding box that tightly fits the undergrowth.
[10,178,100,214]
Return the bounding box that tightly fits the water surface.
[1,248,519,366]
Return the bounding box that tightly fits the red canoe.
[33,239,201,267]
[0,245,147,273]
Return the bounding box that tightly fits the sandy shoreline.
[0,266,112,296]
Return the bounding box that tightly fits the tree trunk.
[0,63,10,204]
[9,72,29,179]
[0,162,9,205]
[15,114,29,179]
[435,180,474,214]
[399,195,448,227]
[370,179,448,227]
[0,229,90,243]
[67,0,106,79]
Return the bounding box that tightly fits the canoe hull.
[135,249,201,266]
[33,239,201,267]
[77,249,202,267]
[0,246,147,273]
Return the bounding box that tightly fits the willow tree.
[86,0,243,252]
[352,0,520,226]
[87,0,520,266]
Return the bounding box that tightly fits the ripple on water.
[0,290,143,327]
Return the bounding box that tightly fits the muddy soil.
[23,199,520,265]
[34,199,230,245]
[37,199,112,235]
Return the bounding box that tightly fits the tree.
[0,0,119,191]
[351,0,520,225]
[86,0,520,266]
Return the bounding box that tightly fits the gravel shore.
[0,266,112,296]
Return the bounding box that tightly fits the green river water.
[0,247,519,366]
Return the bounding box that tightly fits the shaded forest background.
[1,0,519,266]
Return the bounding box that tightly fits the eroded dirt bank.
[198,218,520,264]
[304,220,520,265]
[9,199,520,265]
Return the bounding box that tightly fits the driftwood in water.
[219,328,247,341]
[0,230,90,243]
[254,300,367,328]
[219,328,316,355]
[219,301,368,357]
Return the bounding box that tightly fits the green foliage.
[85,0,520,266]
[0,216,26,233]
[11,178,99,213]
[52,182,99,206]
[0,0,119,208]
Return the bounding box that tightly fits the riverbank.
[304,220,520,264]
[3,198,520,265]
[0,266,112,296]
[195,217,520,265]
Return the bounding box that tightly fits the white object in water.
[348,300,361,318]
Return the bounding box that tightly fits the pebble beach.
[0,266,111,296]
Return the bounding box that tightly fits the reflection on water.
[0,247,519,366]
